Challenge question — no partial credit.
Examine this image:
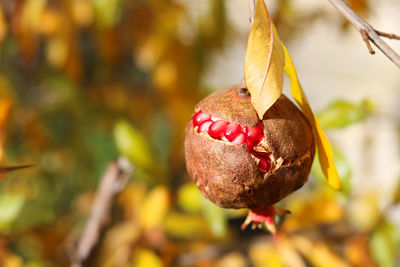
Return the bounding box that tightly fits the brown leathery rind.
[184,84,315,209]
[195,84,259,127]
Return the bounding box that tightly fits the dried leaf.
[244,0,285,119]
[282,45,341,190]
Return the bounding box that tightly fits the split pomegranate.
[184,84,315,228]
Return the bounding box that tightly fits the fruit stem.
[241,205,290,234]
[238,79,250,98]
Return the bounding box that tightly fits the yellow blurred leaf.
[275,236,306,267]
[217,252,247,267]
[0,193,25,232]
[0,99,11,128]
[177,182,202,213]
[282,45,341,190]
[99,222,141,267]
[154,61,178,91]
[244,0,284,119]
[114,121,155,171]
[46,37,68,68]
[348,193,381,232]
[38,8,61,35]
[22,0,47,33]
[344,235,374,267]
[0,252,22,267]
[133,248,163,267]
[292,236,350,267]
[140,186,170,230]
[118,183,148,221]
[164,212,211,239]
[282,191,343,232]
[0,6,7,43]
[135,37,166,71]
[249,241,283,267]
[0,99,11,162]
[71,0,94,26]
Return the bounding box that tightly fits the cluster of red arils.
[191,110,271,172]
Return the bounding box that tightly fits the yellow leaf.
[282,44,341,190]
[292,236,349,267]
[133,248,164,267]
[140,186,170,230]
[0,98,11,162]
[244,0,285,119]
[0,7,7,43]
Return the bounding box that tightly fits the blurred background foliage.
[0,0,399,266]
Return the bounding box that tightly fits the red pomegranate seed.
[198,121,212,133]
[258,157,271,172]
[232,132,246,145]
[224,124,243,142]
[208,120,229,139]
[193,111,211,126]
[246,123,264,143]
[246,139,257,150]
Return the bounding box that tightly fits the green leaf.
[93,0,122,29]
[113,120,155,170]
[0,194,25,232]
[177,182,202,213]
[164,212,211,239]
[370,222,398,267]
[317,99,374,129]
[201,196,227,238]
[312,147,352,197]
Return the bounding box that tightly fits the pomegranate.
[184,84,315,230]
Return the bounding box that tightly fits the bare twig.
[361,29,375,55]
[0,164,33,174]
[327,0,400,68]
[375,30,400,41]
[71,158,133,267]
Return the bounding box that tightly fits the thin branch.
[375,30,400,41]
[361,29,375,55]
[327,0,400,68]
[0,164,33,174]
[71,158,133,267]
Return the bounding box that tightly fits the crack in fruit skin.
[192,110,271,172]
